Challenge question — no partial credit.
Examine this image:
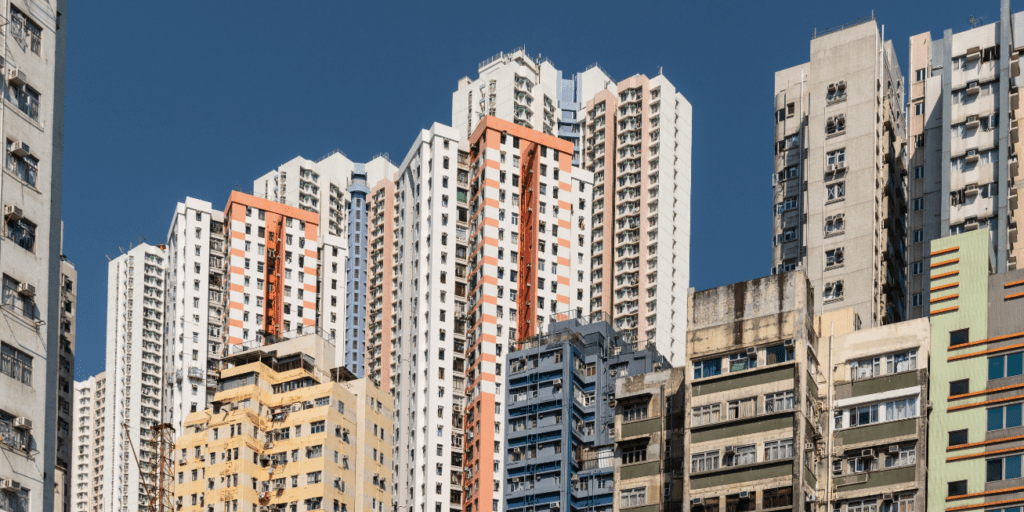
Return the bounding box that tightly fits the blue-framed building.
[504,313,667,512]
[343,164,371,377]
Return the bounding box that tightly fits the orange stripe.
[947,444,1024,462]
[948,392,1024,412]
[931,282,960,292]
[947,492,1024,508]
[949,331,1024,350]
[948,434,1024,451]
[1007,292,1024,300]
[1005,279,1024,288]
[931,293,959,303]
[931,305,959,315]
[931,246,960,257]
[949,342,1024,362]
[932,270,960,280]
[931,258,960,268]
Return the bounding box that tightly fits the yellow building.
[172,334,392,512]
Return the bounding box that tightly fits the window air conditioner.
[4,205,23,220]
[746,347,757,358]
[692,498,703,506]
[17,283,35,297]
[837,80,846,89]
[739,491,750,499]
[10,141,29,157]
[724,445,735,454]
[861,449,875,458]
[0,480,21,493]
[784,339,795,347]
[7,69,26,86]
[291,403,301,412]
[889,445,899,453]
[13,417,31,430]
[882,494,894,502]
[966,184,980,196]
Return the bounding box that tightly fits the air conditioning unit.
[966,184,980,196]
[692,498,703,506]
[837,80,846,89]
[739,491,751,499]
[3,205,23,221]
[609,370,616,377]
[273,481,286,490]
[889,445,899,453]
[861,449,875,458]
[291,403,301,412]
[13,417,31,430]
[805,442,815,451]
[882,494,894,502]
[1,479,21,492]
[7,69,26,86]
[746,347,757,358]
[178,457,186,465]
[9,141,29,157]
[16,283,35,297]
[552,379,562,386]
[724,445,735,454]
[784,339,795,347]
[551,503,561,511]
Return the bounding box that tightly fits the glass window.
[989,404,1023,431]
[729,352,756,372]
[764,439,794,461]
[693,358,721,380]
[766,344,794,365]
[691,451,720,473]
[990,353,1024,380]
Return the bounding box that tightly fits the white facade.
[102,244,168,512]
[0,1,67,511]
[71,373,106,512]
[162,198,226,433]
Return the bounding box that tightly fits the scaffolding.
[124,422,175,512]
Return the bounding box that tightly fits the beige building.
[173,333,392,512]
[773,16,908,326]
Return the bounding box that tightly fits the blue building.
[504,314,667,512]
[343,164,371,377]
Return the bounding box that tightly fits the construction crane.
[123,422,176,512]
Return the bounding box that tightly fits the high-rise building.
[925,227,1024,512]
[254,152,396,372]
[163,198,227,433]
[102,243,169,512]
[368,117,591,512]
[56,253,77,512]
[682,272,821,510]
[72,372,106,512]
[773,17,909,326]
[0,1,67,512]
[907,0,1022,317]
[579,73,692,361]
[172,333,393,512]
[503,315,667,512]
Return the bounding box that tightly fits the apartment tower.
[55,254,77,512]
[579,73,691,362]
[906,0,1022,317]
[773,17,908,326]
[102,243,169,512]
[71,373,106,512]
[0,1,67,512]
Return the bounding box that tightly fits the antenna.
[970,15,986,28]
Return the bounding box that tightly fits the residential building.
[102,243,169,512]
[55,253,77,512]
[504,314,668,512]
[579,73,692,362]
[0,1,67,512]
[821,314,930,512]
[682,272,822,511]
[925,228,1024,512]
[72,373,106,512]
[773,16,908,326]
[254,152,396,372]
[163,197,227,433]
[907,0,1023,318]
[611,367,685,512]
[172,333,392,512]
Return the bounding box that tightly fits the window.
[826,115,846,134]
[825,215,845,235]
[620,488,647,509]
[724,445,756,467]
[915,68,926,81]
[852,358,881,381]
[691,451,720,473]
[989,353,1024,380]
[7,140,38,186]
[824,280,844,301]
[827,149,846,166]
[988,403,1023,431]
[310,421,325,434]
[762,488,792,509]
[912,294,923,307]
[11,7,41,55]
[887,351,918,374]
[763,439,794,461]
[728,352,756,372]
[727,398,756,420]
[914,102,924,116]
[884,444,916,468]
[847,500,878,512]
[826,248,844,267]
[950,329,970,347]
[913,166,925,179]
[949,429,968,446]
[764,391,795,413]
[766,344,794,365]
[693,358,721,379]
[826,182,846,201]
[913,230,924,243]
[948,480,967,497]
[988,454,1022,482]
[622,401,648,422]
[6,216,35,252]
[913,198,924,210]
[691,404,721,427]
[950,380,969,397]
[912,262,923,275]
[621,445,647,464]
[1,342,32,385]
[10,83,40,120]
[776,196,798,215]
[914,135,924,148]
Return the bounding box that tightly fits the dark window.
[950,329,970,347]
[762,487,792,509]
[950,380,970,397]
[948,429,968,446]
[948,480,967,497]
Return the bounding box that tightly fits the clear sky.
[66,0,1004,380]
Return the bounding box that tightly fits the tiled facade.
[71,373,106,512]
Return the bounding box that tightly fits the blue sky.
[66,0,1003,380]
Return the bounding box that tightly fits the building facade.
[55,254,77,512]
[683,272,822,512]
[72,373,106,512]
[926,228,1024,512]
[907,0,1023,318]
[0,1,67,512]
[579,73,691,362]
[102,243,169,512]
[172,334,392,512]
[773,17,908,327]
[504,316,667,512]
